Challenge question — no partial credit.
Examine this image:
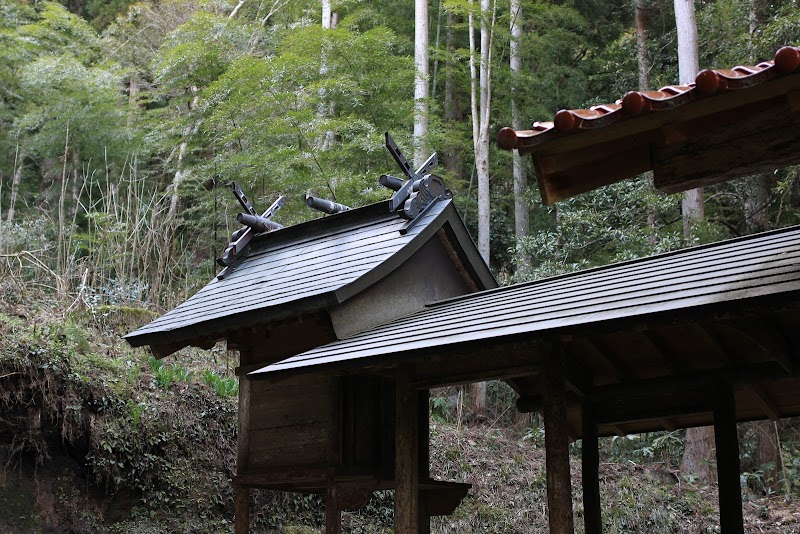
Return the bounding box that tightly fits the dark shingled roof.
[251,224,800,377]
[126,198,494,349]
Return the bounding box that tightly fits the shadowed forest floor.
[0,304,798,533]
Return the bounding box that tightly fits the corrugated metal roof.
[126,198,494,348]
[252,225,800,377]
[496,46,800,204]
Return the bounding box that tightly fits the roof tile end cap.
[776,46,800,74]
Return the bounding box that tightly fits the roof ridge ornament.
[217,182,285,279]
[380,132,452,225]
[305,192,351,214]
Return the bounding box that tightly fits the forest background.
[1,0,800,531]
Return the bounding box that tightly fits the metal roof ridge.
[241,199,394,257]
[425,224,800,309]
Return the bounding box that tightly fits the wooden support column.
[581,399,602,534]
[543,346,575,534]
[235,373,252,534]
[713,382,744,534]
[395,365,420,534]
[325,481,341,534]
[418,389,431,534]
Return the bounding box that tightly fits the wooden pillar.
[235,373,252,534]
[395,365,419,534]
[581,399,602,534]
[418,389,431,534]
[543,347,575,534]
[713,382,744,534]
[325,481,341,534]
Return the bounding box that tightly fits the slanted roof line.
[250,224,800,377]
[266,254,800,365]
[427,224,799,309]
[126,196,495,353]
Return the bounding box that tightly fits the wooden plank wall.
[248,375,334,469]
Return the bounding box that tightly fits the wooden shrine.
[127,136,496,533]
[129,47,800,534]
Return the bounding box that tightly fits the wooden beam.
[235,372,252,534]
[422,480,471,516]
[659,418,678,431]
[418,390,431,534]
[581,400,602,534]
[593,386,714,425]
[637,328,681,374]
[411,341,544,389]
[234,485,250,534]
[695,323,733,366]
[746,384,781,421]
[731,320,794,373]
[325,481,341,534]
[395,365,419,534]
[411,363,539,389]
[584,338,626,382]
[562,345,593,398]
[653,102,800,193]
[713,382,744,534]
[543,346,575,534]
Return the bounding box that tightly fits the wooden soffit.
[497,46,800,205]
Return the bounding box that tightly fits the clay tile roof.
[497,46,800,205]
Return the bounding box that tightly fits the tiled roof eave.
[498,46,800,156]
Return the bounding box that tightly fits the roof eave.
[124,291,340,353]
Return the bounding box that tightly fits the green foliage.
[430,395,452,423]
[152,12,263,90]
[514,177,684,282]
[200,369,238,397]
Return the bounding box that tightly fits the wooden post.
[418,389,431,534]
[235,373,252,534]
[581,399,602,534]
[713,382,744,534]
[395,365,419,533]
[325,481,341,534]
[543,346,575,534]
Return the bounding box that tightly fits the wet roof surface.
[252,225,800,377]
[126,199,488,348]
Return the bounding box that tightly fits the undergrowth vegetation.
[1,301,799,532]
[0,300,242,531]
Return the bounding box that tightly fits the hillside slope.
[1,305,798,533]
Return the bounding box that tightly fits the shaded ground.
[0,302,798,533]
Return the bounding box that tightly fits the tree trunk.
[56,122,70,298]
[470,381,487,421]
[443,11,463,179]
[468,0,494,419]
[510,0,529,275]
[674,0,715,483]
[413,0,429,168]
[6,145,22,224]
[469,0,493,265]
[674,0,703,241]
[319,0,336,152]
[681,426,717,483]
[755,422,782,492]
[635,1,651,92]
